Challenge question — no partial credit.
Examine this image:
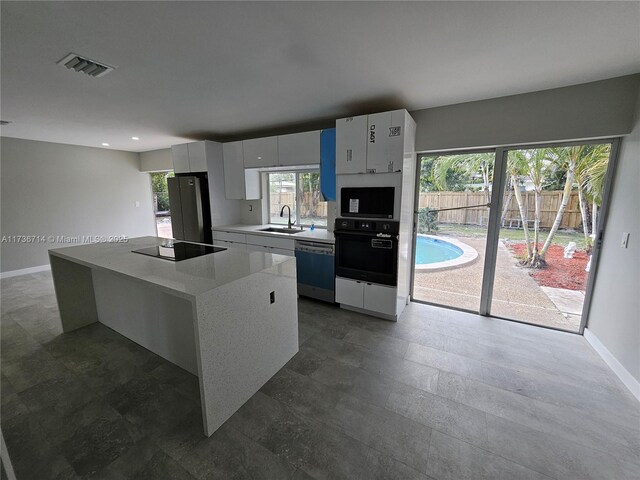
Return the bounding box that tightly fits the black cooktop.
[132,242,226,262]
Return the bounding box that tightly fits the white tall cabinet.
[334,109,416,321]
[335,109,411,175]
[335,115,367,174]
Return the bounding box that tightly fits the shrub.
[418,207,439,233]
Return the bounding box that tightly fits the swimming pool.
[415,235,478,271]
[415,236,463,264]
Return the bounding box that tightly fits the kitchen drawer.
[245,243,269,253]
[363,283,397,316]
[335,277,364,308]
[213,231,246,243]
[245,234,295,251]
[214,240,247,251]
[269,247,294,257]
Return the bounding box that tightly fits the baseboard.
[584,328,640,402]
[0,264,50,279]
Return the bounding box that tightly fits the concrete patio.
[413,237,584,332]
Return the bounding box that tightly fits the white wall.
[0,137,156,273]
[411,74,640,152]
[587,87,640,384]
[139,148,173,172]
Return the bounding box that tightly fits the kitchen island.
[48,236,298,436]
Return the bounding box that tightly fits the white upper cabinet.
[171,144,190,174]
[243,137,278,168]
[171,141,209,173]
[366,110,405,174]
[277,131,320,166]
[335,109,414,175]
[335,115,367,174]
[222,141,260,200]
[187,142,208,172]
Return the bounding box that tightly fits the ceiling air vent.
[57,53,115,78]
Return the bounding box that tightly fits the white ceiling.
[1,1,639,152]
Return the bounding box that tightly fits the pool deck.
[413,236,583,332]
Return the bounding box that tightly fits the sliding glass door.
[411,140,618,333]
[411,150,495,312]
[489,143,616,332]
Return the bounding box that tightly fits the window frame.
[267,169,327,229]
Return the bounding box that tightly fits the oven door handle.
[334,231,398,240]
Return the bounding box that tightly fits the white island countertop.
[48,235,298,437]
[49,236,294,299]
[214,224,335,244]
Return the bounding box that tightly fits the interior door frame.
[411,138,622,335]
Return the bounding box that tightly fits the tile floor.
[1,272,639,479]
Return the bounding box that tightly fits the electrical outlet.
[621,232,630,248]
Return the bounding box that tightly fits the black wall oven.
[334,219,399,286]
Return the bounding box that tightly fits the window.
[268,171,327,227]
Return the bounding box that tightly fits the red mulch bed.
[508,243,589,291]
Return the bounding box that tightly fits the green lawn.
[429,223,587,249]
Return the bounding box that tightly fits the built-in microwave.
[340,187,395,219]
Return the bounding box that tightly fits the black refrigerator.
[167,174,212,244]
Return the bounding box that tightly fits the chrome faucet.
[279,205,294,229]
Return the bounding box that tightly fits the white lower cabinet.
[213,230,295,257]
[335,277,397,316]
[363,282,397,316]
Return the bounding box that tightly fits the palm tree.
[540,146,580,257]
[506,150,533,259]
[581,144,611,238]
[520,148,552,267]
[432,152,494,201]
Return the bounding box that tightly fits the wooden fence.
[418,191,582,230]
[270,192,328,217]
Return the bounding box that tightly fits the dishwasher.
[295,240,335,303]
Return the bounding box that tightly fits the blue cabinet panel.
[320,128,336,201]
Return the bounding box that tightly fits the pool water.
[415,236,463,265]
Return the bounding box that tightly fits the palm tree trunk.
[511,176,532,259]
[501,178,514,225]
[577,186,591,248]
[592,201,598,235]
[529,189,543,267]
[541,162,575,256]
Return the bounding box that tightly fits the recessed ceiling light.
[101,143,110,147]
[131,136,139,140]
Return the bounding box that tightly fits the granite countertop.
[49,236,294,299]
[214,224,335,244]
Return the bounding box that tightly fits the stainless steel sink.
[259,227,303,234]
